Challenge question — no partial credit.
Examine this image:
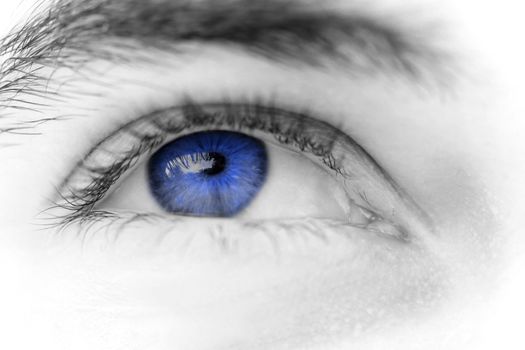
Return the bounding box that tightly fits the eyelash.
[48,100,350,227]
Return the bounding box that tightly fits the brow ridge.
[0,0,449,139]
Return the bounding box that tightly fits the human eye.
[6,0,497,348]
[47,100,432,254]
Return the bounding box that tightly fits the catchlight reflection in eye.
[148,130,268,217]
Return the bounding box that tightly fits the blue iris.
[147,130,268,217]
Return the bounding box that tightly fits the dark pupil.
[202,152,227,175]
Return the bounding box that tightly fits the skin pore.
[0,0,524,349]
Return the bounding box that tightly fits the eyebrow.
[0,0,447,75]
[0,0,448,137]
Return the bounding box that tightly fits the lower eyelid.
[52,212,411,262]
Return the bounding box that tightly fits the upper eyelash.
[154,102,340,157]
[161,102,345,170]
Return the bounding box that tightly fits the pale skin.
[0,0,524,349]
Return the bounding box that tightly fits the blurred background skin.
[0,0,524,349]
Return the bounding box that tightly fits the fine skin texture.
[0,0,524,349]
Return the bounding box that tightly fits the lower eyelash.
[47,210,408,259]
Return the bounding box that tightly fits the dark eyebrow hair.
[0,0,448,75]
[0,0,450,138]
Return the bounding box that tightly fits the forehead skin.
[0,0,524,350]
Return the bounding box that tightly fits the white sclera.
[240,143,349,220]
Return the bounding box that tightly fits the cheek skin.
[5,218,449,350]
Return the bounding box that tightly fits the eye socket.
[51,101,431,241]
[147,130,268,217]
